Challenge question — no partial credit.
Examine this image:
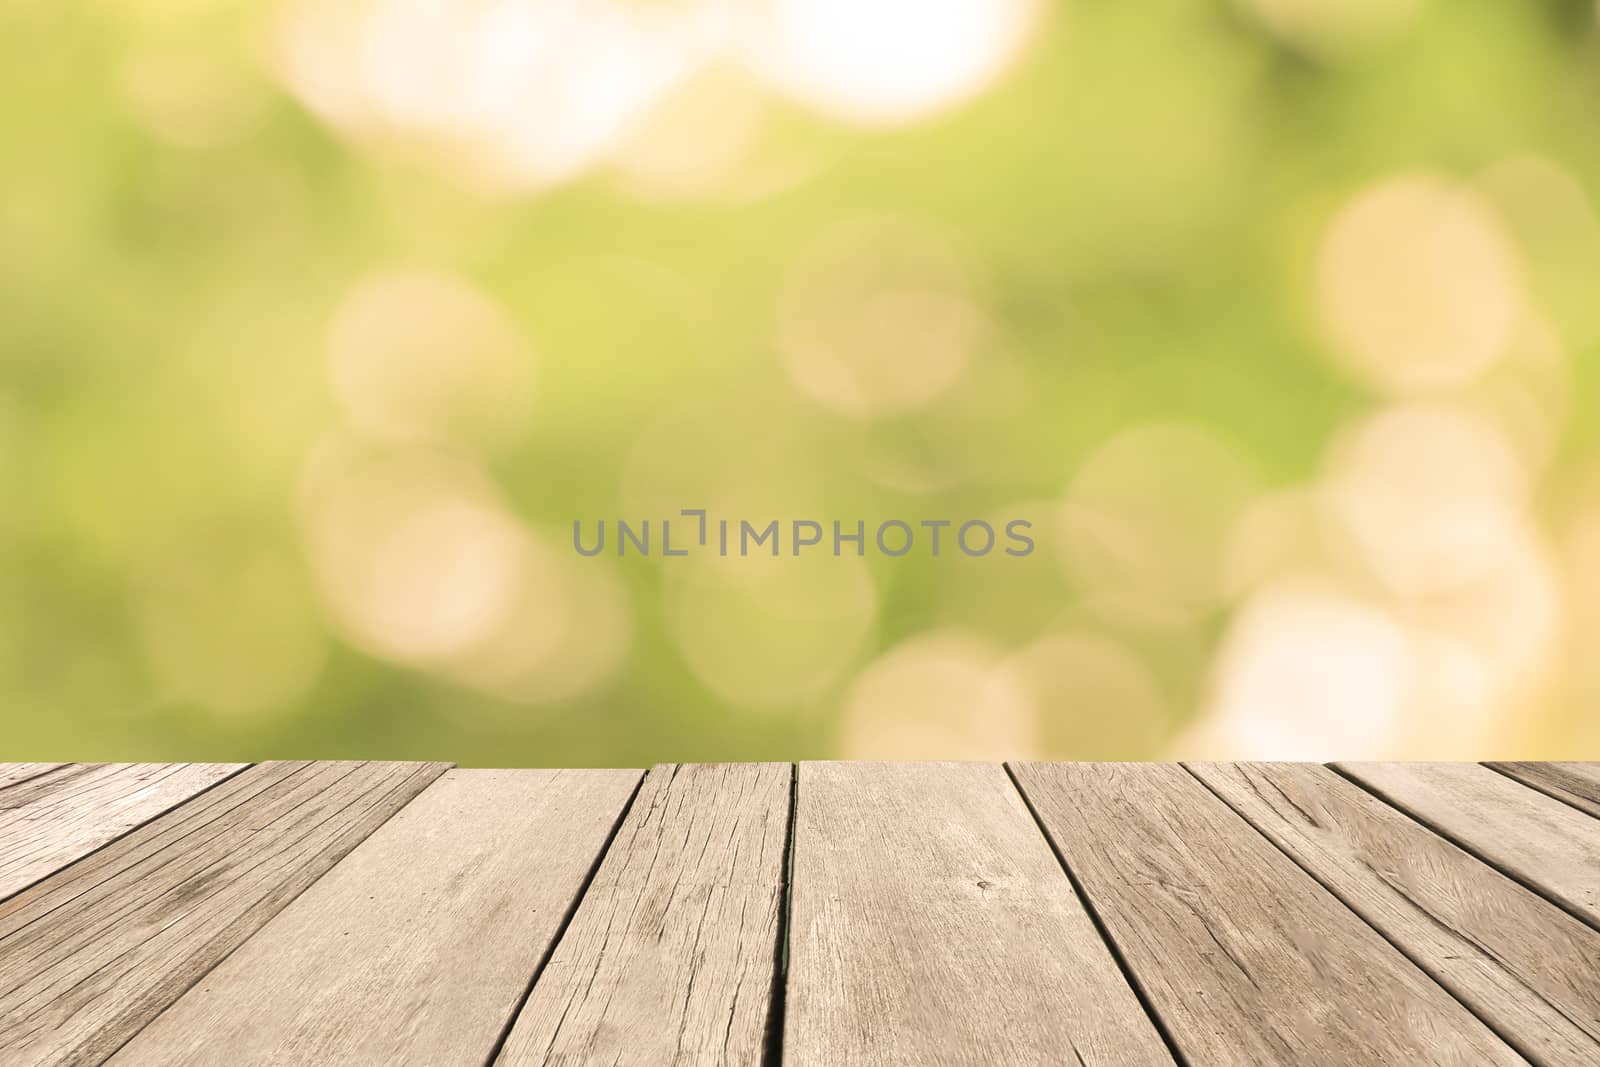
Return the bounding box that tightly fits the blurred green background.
[4,0,1599,766]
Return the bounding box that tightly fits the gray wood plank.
[498,763,789,1067]
[0,764,66,791]
[785,761,1173,1067]
[0,760,447,1066]
[1192,760,1600,1064]
[113,768,640,1066]
[0,762,245,901]
[1340,761,1600,928]
[1011,762,1524,1066]
[1488,762,1600,820]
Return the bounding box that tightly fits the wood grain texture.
[498,763,789,1067]
[1011,762,1524,1066]
[1340,761,1600,928]
[1192,761,1600,1065]
[0,762,245,901]
[113,768,640,1067]
[0,760,446,1067]
[1487,762,1600,820]
[0,764,65,791]
[785,761,1173,1067]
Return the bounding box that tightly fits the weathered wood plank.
[112,768,639,1066]
[498,763,789,1067]
[1011,762,1523,1066]
[785,761,1173,1066]
[0,764,66,791]
[0,762,245,901]
[1339,761,1600,928]
[1192,761,1600,1064]
[0,760,447,1067]
[1488,762,1600,820]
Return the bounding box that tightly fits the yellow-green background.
[4,0,1598,765]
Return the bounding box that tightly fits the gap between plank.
[94,761,451,1060]
[1480,762,1600,821]
[4,762,363,950]
[1002,763,1192,1067]
[761,763,798,1067]
[1180,763,1542,1067]
[1326,762,1600,940]
[0,762,258,909]
[480,768,649,1067]
[0,763,72,795]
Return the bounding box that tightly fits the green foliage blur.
[3,0,1598,766]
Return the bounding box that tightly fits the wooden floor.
[1,762,1598,1065]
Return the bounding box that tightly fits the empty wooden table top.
[1,760,1597,1066]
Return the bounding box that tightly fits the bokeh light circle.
[327,268,535,455]
[668,550,877,710]
[1057,422,1261,625]
[779,217,985,419]
[1191,576,1411,760]
[744,0,1040,125]
[838,631,1038,759]
[1319,404,1530,600]
[991,632,1168,758]
[1315,174,1521,395]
